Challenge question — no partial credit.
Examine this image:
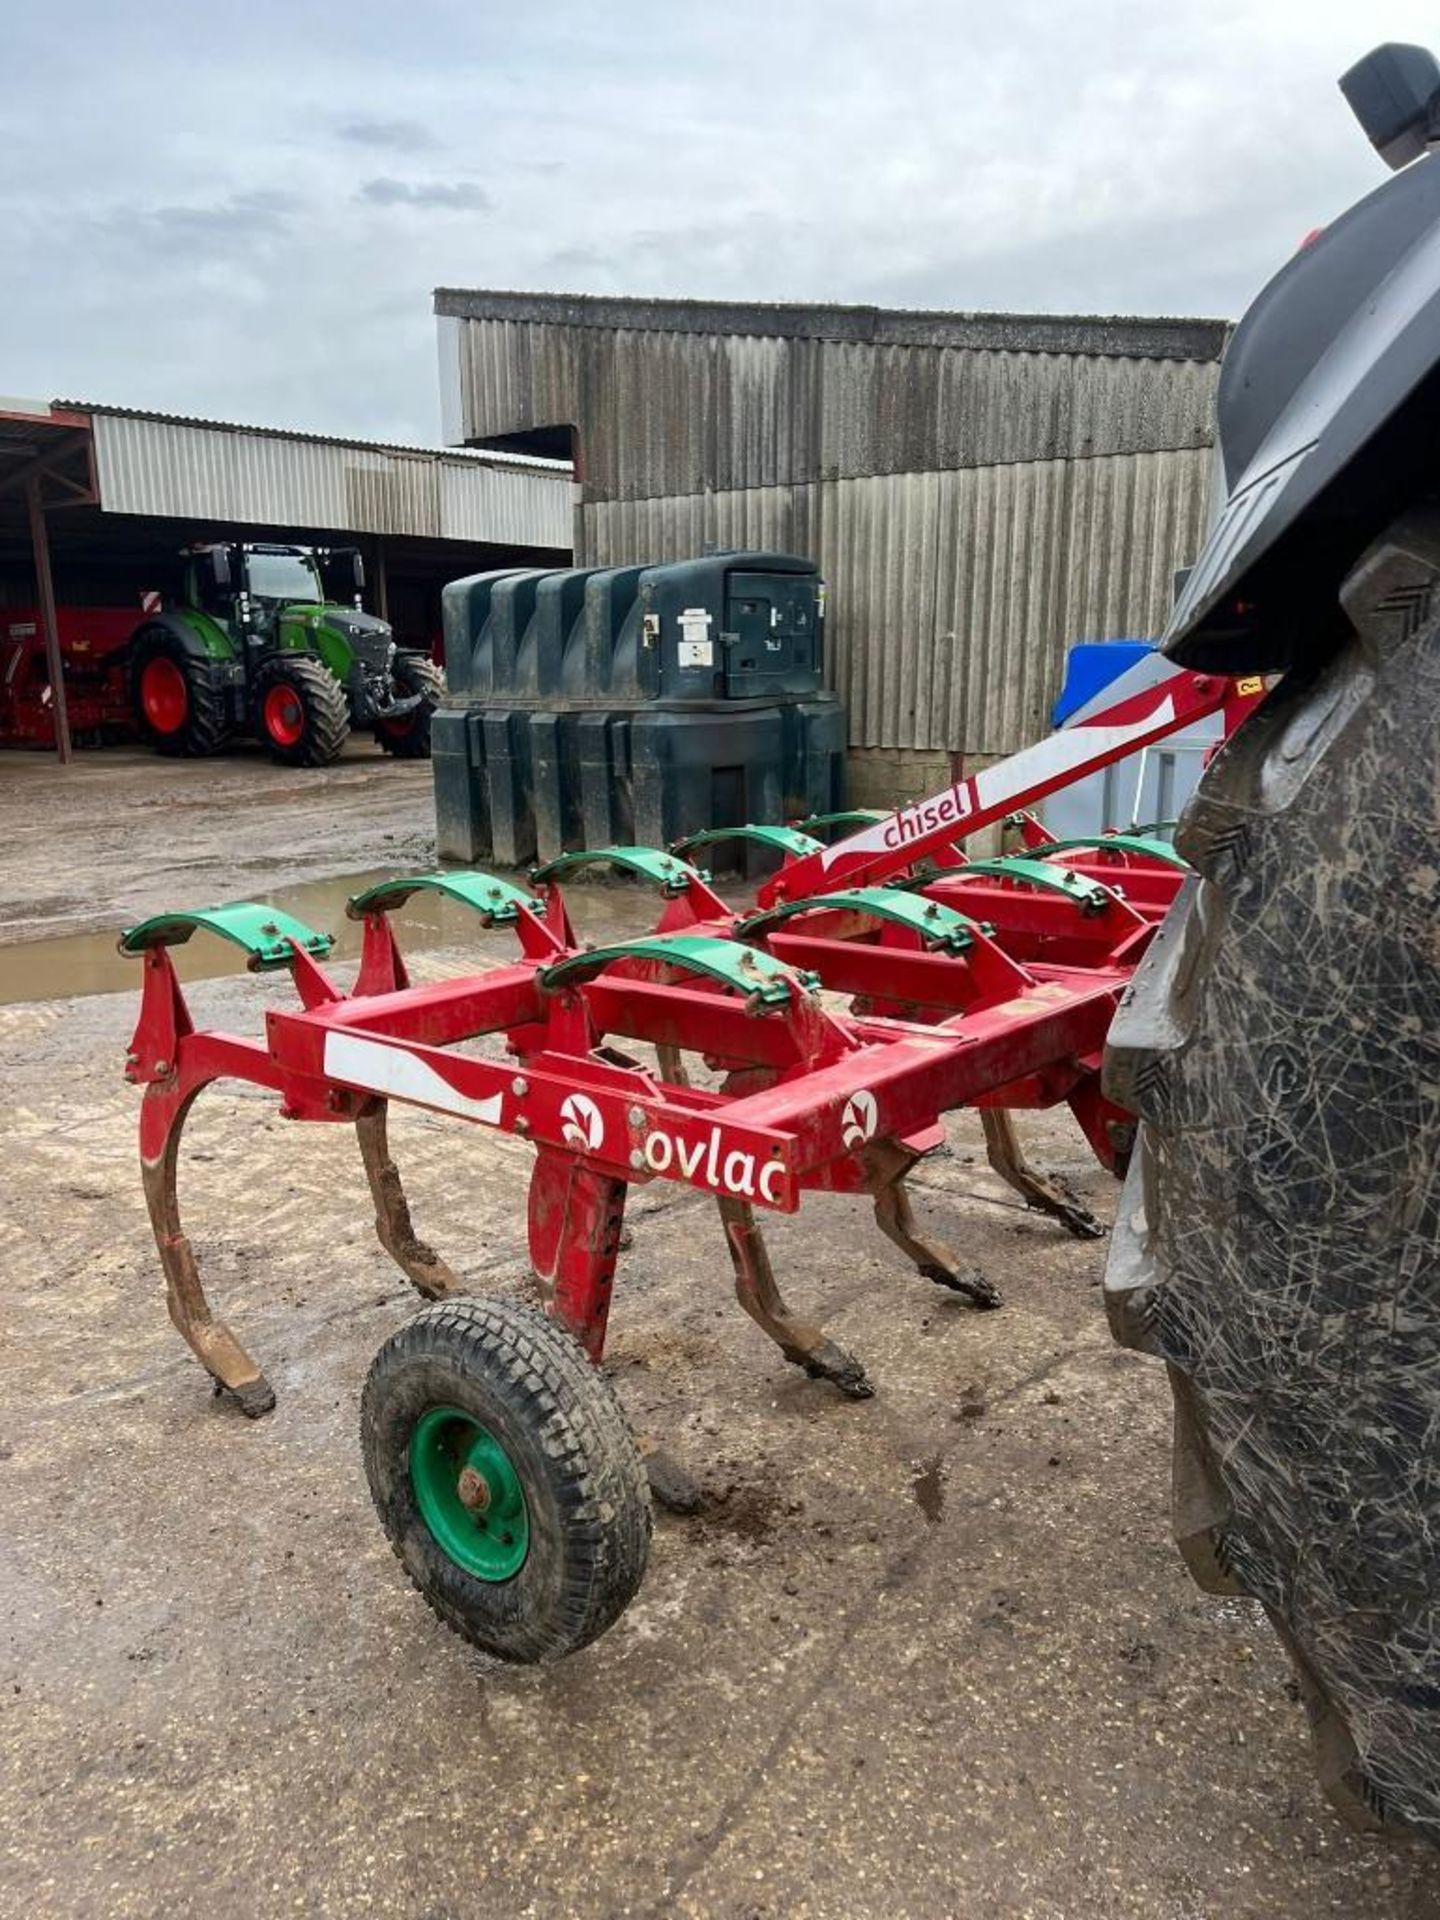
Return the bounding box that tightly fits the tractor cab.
[185,543,361,620]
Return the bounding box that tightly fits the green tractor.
[128,542,444,767]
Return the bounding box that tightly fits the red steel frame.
[125,663,1265,1414]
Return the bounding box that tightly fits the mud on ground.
[0,745,1433,1919]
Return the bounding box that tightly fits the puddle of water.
[0,856,765,1009]
[0,866,687,1008]
[0,868,430,1006]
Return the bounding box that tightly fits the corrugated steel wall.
[91,411,573,550]
[580,449,1211,753]
[439,300,1222,756]
[448,317,1218,497]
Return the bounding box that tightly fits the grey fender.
[1168,136,1440,670]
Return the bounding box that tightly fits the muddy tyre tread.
[1106,504,1440,1844]
[361,1297,651,1663]
[130,626,229,757]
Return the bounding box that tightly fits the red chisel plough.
[122,657,1263,1660]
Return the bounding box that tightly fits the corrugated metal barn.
[434,290,1228,800]
[81,405,571,552]
[0,399,573,663]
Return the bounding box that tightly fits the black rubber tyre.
[253,654,349,767]
[129,624,229,757]
[375,654,444,759]
[360,1297,652,1663]
[1104,506,1440,1843]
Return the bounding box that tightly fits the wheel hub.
[263,684,305,748]
[456,1465,491,1512]
[409,1406,529,1581]
[140,657,188,734]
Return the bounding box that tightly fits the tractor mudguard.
[133,609,236,665]
[1170,64,1440,670]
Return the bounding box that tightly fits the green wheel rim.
[408,1406,530,1581]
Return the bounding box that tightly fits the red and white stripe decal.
[323,1030,505,1125]
[819,693,1178,872]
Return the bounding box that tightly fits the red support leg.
[979,1106,1106,1240]
[140,1080,276,1416]
[527,1146,628,1361]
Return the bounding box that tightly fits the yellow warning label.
[1235,676,1264,696]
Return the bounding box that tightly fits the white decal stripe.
[323,1030,504,1125]
[819,807,934,868]
[971,696,1175,810]
[820,694,1177,869]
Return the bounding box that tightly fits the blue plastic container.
[1050,640,1153,727]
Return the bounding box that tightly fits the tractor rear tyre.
[130,626,229,757]
[254,655,349,767]
[1104,504,1440,1844]
[375,654,444,759]
[361,1297,652,1662]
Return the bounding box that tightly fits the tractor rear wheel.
[130,626,228,757]
[254,655,349,767]
[1104,504,1440,1843]
[361,1297,652,1662]
[375,654,444,759]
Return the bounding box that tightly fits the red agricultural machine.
[113,38,1440,1846]
[0,606,134,747]
[121,654,1261,1662]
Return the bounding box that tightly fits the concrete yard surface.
[0,746,1434,1919]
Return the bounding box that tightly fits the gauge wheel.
[361,1297,652,1663]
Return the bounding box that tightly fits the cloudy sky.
[4,1,1434,444]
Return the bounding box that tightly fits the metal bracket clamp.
[118,902,335,971]
[671,824,822,860]
[529,846,700,896]
[345,871,545,924]
[538,934,815,1008]
[736,887,979,953]
[1031,834,1190,870]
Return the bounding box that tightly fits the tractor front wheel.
[130,627,229,757]
[254,656,349,767]
[361,1297,652,1662]
[375,654,444,759]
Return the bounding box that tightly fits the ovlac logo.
[640,1124,787,1204]
[841,1090,879,1150]
[560,1093,604,1153]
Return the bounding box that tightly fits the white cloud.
[4,0,1434,440]
[357,177,493,210]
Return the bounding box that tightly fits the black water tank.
[432,552,846,866]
